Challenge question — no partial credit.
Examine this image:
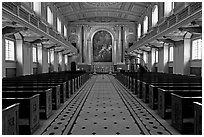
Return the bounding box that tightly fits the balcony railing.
[2,2,75,52]
[130,2,201,51]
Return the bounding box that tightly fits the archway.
[92,30,112,62]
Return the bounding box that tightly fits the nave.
[34,75,178,135]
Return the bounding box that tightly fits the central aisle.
[37,75,177,135]
[71,75,142,135]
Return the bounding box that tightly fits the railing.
[2,2,75,52]
[130,2,202,51]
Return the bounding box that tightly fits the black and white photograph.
[1,1,202,135]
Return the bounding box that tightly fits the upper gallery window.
[143,16,148,34]
[192,38,202,60]
[137,24,141,38]
[47,6,53,25]
[57,17,62,34]
[64,25,67,37]
[164,2,174,17]
[5,39,15,61]
[152,5,158,27]
[33,2,41,15]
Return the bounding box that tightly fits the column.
[61,53,65,71]
[183,36,191,75]
[37,44,43,74]
[113,40,117,65]
[117,25,122,63]
[87,40,91,65]
[2,36,6,77]
[54,51,58,72]
[81,25,84,63]
[158,43,168,73]
[42,47,49,73]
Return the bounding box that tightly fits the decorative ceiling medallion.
[86,2,119,7]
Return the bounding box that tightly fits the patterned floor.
[34,75,180,135]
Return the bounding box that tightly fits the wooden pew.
[2,90,52,119]
[194,102,202,135]
[157,88,202,119]
[149,85,201,110]
[2,103,20,135]
[171,92,202,134]
[3,82,67,104]
[3,86,60,110]
[2,94,40,134]
[142,82,201,103]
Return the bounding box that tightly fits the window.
[33,46,37,62]
[137,24,141,38]
[152,5,158,27]
[64,25,67,37]
[57,17,61,34]
[155,49,158,63]
[48,50,50,63]
[164,2,174,17]
[58,52,62,63]
[143,16,148,34]
[137,54,141,64]
[65,55,68,64]
[143,52,148,64]
[192,38,202,60]
[33,2,41,15]
[5,39,15,61]
[47,6,53,25]
[169,46,173,62]
[50,50,54,63]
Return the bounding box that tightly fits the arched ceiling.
[54,2,151,23]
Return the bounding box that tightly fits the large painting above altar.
[93,30,112,62]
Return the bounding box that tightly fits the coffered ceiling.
[54,2,151,23]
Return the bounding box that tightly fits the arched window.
[164,2,174,17]
[57,17,62,34]
[143,16,148,34]
[137,24,141,38]
[64,25,67,37]
[33,2,41,15]
[47,6,53,25]
[152,5,158,27]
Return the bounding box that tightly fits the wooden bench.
[2,90,52,119]
[149,85,202,110]
[157,88,202,119]
[3,85,60,110]
[2,103,20,135]
[3,82,67,104]
[2,94,40,134]
[171,92,202,134]
[193,102,202,135]
[142,82,201,103]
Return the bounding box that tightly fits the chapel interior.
[1,2,202,135]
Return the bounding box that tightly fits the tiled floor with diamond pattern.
[34,74,180,135]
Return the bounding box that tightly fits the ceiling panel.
[54,2,151,23]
